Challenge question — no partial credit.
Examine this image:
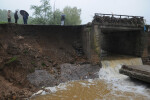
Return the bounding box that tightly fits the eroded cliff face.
[0,24,100,99]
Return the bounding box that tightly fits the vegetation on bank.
[0,0,82,25]
[0,21,8,24]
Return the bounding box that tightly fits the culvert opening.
[100,30,143,58]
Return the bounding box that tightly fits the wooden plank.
[119,65,150,83]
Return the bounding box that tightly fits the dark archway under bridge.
[100,26,145,57]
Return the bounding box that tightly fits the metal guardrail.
[93,13,144,26]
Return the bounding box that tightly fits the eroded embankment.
[0,24,101,99]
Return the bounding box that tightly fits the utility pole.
[53,0,56,20]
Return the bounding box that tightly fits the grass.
[29,67,35,73]
[31,61,35,65]
[6,56,17,65]
[41,62,46,67]
[31,61,37,67]
[0,21,8,24]
[23,49,29,54]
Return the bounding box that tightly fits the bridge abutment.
[83,23,148,62]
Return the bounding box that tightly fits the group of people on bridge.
[7,10,28,24]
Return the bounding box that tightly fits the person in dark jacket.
[14,11,19,24]
[144,25,146,32]
[23,12,28,24]
[61,14,65,25]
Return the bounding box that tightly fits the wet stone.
[27,70,57,87]
[27,63,100,88]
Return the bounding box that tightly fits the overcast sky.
[0,0,150,24]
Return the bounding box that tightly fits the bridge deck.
[119,65,150,83]
[100,26,142,32]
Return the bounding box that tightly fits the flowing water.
[31,56,150,100]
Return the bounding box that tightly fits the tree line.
[0,0,82,25]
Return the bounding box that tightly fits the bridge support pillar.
[141,32,148,57]
[82,24,101,64]
[91,24,101,57]
[135,31,148,57]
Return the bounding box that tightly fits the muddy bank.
[0,24,100,99]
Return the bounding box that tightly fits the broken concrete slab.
[119,65,150,83]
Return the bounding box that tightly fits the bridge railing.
[93,13,144,27]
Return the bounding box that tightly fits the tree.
[51,9,62,25]
[30,0,53,25]
[51,7,82,25]
[30,0,82,25]
[0,9,8,22]
[63,6,81,25]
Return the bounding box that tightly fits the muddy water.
[31,57,150,100]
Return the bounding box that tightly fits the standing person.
[144,25,147,32]
[23,12,28,24]
[148,26,150,32]
[61,14,65,25]
[14,11,19,24]
[7,10,11,23]
[26,12,28,24]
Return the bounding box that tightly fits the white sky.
[0,0,150,24]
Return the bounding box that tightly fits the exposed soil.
[0,24,101,99]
